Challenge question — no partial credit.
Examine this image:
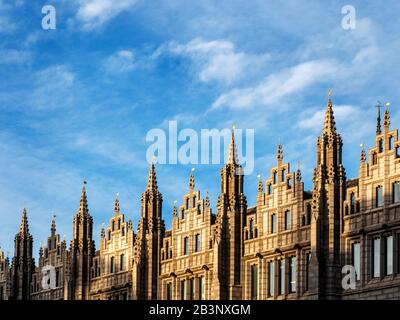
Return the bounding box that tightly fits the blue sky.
[1,0,400,258]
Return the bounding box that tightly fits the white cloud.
[103,50,135,74]
[211,59,337,110]
[30,65,75,110]
[158,38,270,84]
[0,49,32,64]
[75,0,137,30]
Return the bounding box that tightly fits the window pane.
[289,256,296,293]
[285,211,291,230]
[352,242,360,280]
[279,260,285,295]
[268,261,275,296]
[251,264,258,300]
[376,187,383,207]
[394,183,400,203]
[386,236,393,275]
[271,214,277,233]
[199,277,205,300]
[373,238,381,278]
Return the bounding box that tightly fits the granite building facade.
[1,96,400,300]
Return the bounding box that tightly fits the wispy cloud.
[0,49,32,64]
[75,0,137,30]
[103,50,135,74]
[155,38,270,84]
[211,59,337,110]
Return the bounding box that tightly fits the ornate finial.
[360,143,366,163]
[114,192,120,215]
[296,160,302,181]
[51,214,57,235]
[383,101,390,128]
[189,168,195,191]
[323,92,336,134]
[19,207,29,235]
[277,143,283,162]
[257,174,263,193]
[205,191,210,207]
[146,162,158,191]
[173,201,177,216]
[101,222,105,238]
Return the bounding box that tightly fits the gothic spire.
[77,180,89,217]
[19,208,29,236]
[146,163,158,191]
[173,201,177,217]
[51,214,56,236]
[205,191,210,207]
[227,127,239,165]
[114,193,120,215]
[376,102,382,135]
[323,92,337,135]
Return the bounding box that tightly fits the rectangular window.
[166,283,172,300]
[181,280,187,300]
[251,264,258,300]
[373,238,381,278]
[56,270,60,287]
[393,182,400,203]
[306,252,311,291]
[268,261,275,297]
[352,242,361,281]
[165,283,172,300]
[289,256,296,293]
[120,254,125,271]
[385,236,393,276]
[376,186,383,207]
[110,257,115,273]
[195,234,201,252]
[279,259,285,295]
[284,211,291,230]
[183,237,189,255]
[271,214,277,234]
[199,276,205,300]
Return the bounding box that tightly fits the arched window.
[117,219,121,230]
[389,136,394,150]
[249,219,254,239]
[268,184,272,195]
[282,169,286,182]
[287,177,292,189]
[108,230,111,240]
[121,227,125,236]
[372,152,378,165]
[302,215,306,227]
[350,193,355,214]
[181,209,185,220]
[197,204,201,214]
[193,196,197,208]
[306,204,311,225]
[379,139,383,153]
[112,221,115,231]
[186,198,189,209]
[273,171,278,184]
[166,242,169,259]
